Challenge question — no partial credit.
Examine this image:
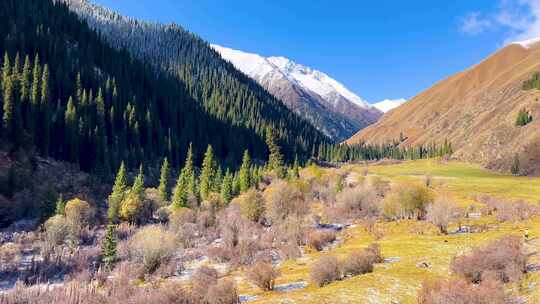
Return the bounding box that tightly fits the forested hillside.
[0,0,327,178]
[63,0,329,162]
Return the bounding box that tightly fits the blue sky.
[93,0,540,103]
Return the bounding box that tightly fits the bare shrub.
[116,222,137,240]
[0,243,22,273]
[191,266,218,301]
[264,180,308,225]
[496,200,534,222]
[382,183,434,220]
[43,215,69,246]
[190,266,240,304]
[127,225,177,274]
[246,261,280,291]
[364,176,390,197]
[418,277,510,304]
[310,255,341,287]
[205,278,240,304]
[232,189,265,222]
[155,206,172,223]
[426,197,463,234]
[342,243,382,277]
[306,229,336,251]
[450,235,526,284]
[327,186,379,222]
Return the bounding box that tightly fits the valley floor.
[232,160,540,303]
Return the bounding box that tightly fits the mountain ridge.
[347,41,540,174]
[211,44,382,141]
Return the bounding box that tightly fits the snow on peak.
[211,44,371,109]
[373,98,407,113]
[511,37,540,49]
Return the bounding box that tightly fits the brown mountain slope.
[347,42,540,174]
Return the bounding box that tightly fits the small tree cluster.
[382,183,434,220]
[515,108,532,126]
[246,261,280,291]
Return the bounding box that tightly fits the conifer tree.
[29,54,40,139]
[213,165,223,193]
[172,145,195,209]
[266,128,285,178]
[220,169,233,204]
[55,194,66,216]
[64,97,78,162]
[199,145,216,201]
[239,149,251,193]
[158,157,170,202]
[172,170,187,210]
[20,55,31,127]
[291,154,300,180]
[1,52,10,91]
[108,161,128,223]
[232,172,241,196]
[40,64,50,155]
[2,74,14,139]
[511,154,520,175]
[120,165,145,223]
[101,224,117,268]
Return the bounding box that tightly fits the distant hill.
[347,40,540,174]
[211,45,382,141]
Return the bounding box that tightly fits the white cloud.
[460,0,540,44]
[460,12,492,35]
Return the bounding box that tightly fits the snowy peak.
[211,44,372,110]
[373,98,407,113]
[511,37,540,49]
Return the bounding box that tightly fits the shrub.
[0,243,22,273]
[246,261,280,291]
[426,197,462,234]
[450,235,526,284]
[307,229,336,251]
[342,243,382,277]
[264,180,308,225]
[310,255,341,287]
[328,186,379,222]
[205,278,240,304]
[190,266,240,304]
[127,225,177,274]
[382,183,434,220]
[418,277,509,304]
[120,193,153,224]
[43,215,69,246]
[64,198,94,227]
[232,189,265,222]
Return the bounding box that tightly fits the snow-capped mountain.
[373,98,407,113]
[212,45,382,141]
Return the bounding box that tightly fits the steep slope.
[373,98,407,113]
[347,41,540,174]
[62,0,329,161]
[211,45,382,141]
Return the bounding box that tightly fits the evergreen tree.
[101,224,117,268]
[1,52,10,91]
[291,154,300,180]
[131,165,145,199]
[40,64,50,155]
[2,74,14,139]
[108,161,128,223]
[220,169,233,204]
[29,54,40,139]
[239,149,251,193]
[55,194,66,216]
[266,128,285,178]
[158,157,170,201]
[199,145,216,201]
[172,170,187,210]
[20,55,31,128]
[511,154,520,175]
[232,172,241,196]
[64,97,78,162]
[172,145,195,209]
[213,165,223,193]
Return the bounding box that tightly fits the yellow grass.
[232,160,540,303]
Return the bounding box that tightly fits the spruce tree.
[29,54,40,139]
[108,161,128,223]
[1,52,10,91]
[291,154,300,180]
[266,128,285,178]
[239,149,251,193]
[172,145,195,209]
[2,75,14,139]
[20,56,31,128]
[55,194,66,216]
[101,224,117,268]
[220,169,233,204]
[40,64,50,155]
[199,144,215,201]
[184,144,197,205]
[158,157,170,202]
[172,170,187,210]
